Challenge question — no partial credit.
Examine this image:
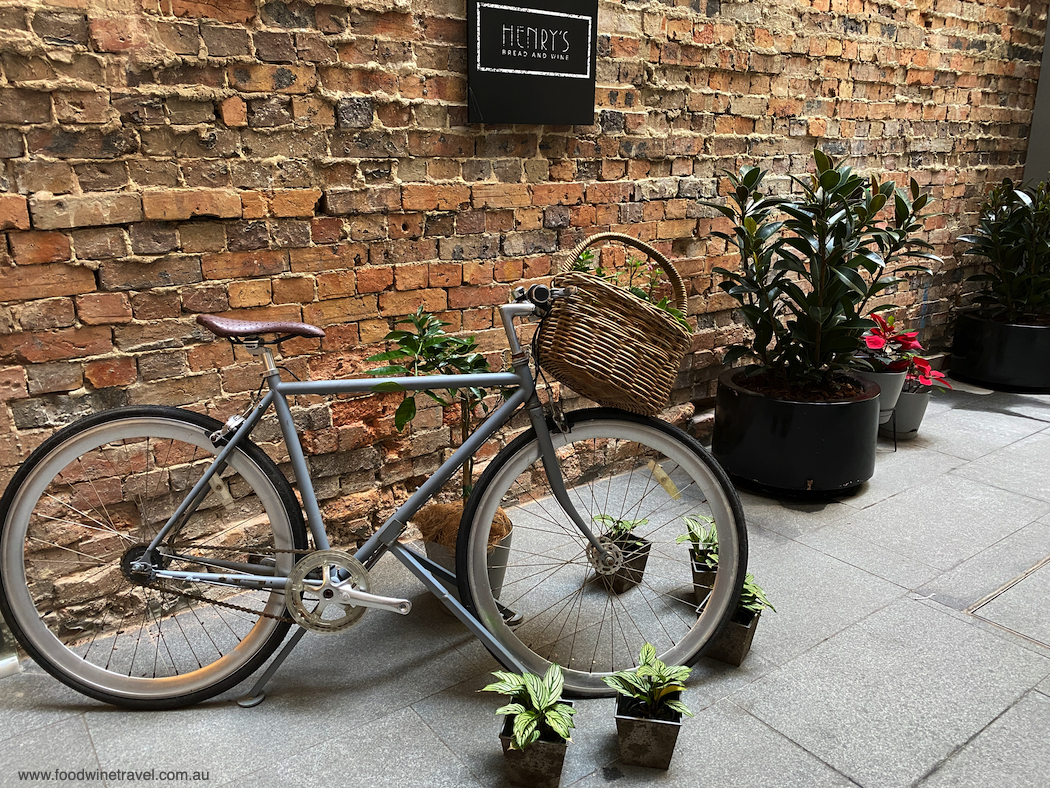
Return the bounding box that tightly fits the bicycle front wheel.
[0,406,307,709]
[457,408,747,696]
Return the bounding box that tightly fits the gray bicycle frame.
[140,301,606,674]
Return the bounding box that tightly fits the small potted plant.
[481,664,577,788]
[952,178,1050,391]
[879,354,952,441]
[703,573,775,667]
[676,514,718,602]
[367,308,511,597]
[592,514,651,593]
[603,643,695,770]
[852,313,924,424]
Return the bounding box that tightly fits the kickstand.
[236,626,308,708]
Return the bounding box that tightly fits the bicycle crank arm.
[329,584,412,615]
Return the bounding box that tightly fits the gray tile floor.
[2,385,1050,787]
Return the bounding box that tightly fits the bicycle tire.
[0,406,307,709]
[456,408,747,696]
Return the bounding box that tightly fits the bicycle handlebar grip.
[527,284,552,307]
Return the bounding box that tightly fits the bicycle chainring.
[285,549,372,633]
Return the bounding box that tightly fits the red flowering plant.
[854,313,924,372]
[902,355,953,393]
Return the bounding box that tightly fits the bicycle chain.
[143,544,318,625]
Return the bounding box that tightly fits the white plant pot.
[853,369,907,424]
[878,389,931,441]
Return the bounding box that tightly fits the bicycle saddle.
[196,314,326,339]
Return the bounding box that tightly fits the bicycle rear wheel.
[457,408,747,696]
[0,406,307,708]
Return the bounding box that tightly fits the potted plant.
[592,514,651,594]
[481,664,577,788]
[367,308,511,596]
[702,573,775,667]
[676,514,718,602]
[705,150,937,495]
[603,643,695,770]
[952,179,1050,391]
[879,354,952,441]
[852,313,924,424]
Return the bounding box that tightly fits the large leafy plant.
[705,150,937,392]
[602,643,694,721]
[482,664,577,750]
[959,179,1050,323]
[367,307,492,499]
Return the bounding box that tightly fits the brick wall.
[0,0,1045,536]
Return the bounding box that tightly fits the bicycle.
[0,285,747,709]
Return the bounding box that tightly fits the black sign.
[468,0,597,125]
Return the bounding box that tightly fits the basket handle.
[560,232,688,313]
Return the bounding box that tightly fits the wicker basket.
[534,233,692,416]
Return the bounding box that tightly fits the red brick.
[172,0,256,24]
[76,293,133,325]
[531,184,584,206]
[17,298,76,330]
[228,64,316,94]
[29,193,142,230]
[142,189,242,221]
[356,267,394,293]
[447,285,507,309]
[378,287,446,316]
[271,189,323,217]
[201,250,288,280]
[401,184,470,211]
[472,184,531,209]
[289,244,367,274]
[0,195,30,231]
[0,366,27,401]
[0,263,93,302]
[85,356,137,388]
[241,191,267,219]
[272,276,315,304]
[317,271,356,299]
[220,96,248,127]
[429,264,462,287]
[0,326,112,363]
[8,232,72,265]
[302,295,379,325]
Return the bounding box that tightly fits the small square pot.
[690,552,717,604]
[499,711,569,788]
[704,608,760,667]
[614,694,683,770]
[601,533,651,594]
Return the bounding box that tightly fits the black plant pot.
[950,310,1050,392]
[712,368,880,496]
[614,694,684,770]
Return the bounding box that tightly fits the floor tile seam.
[723,697,864,787]
[912,595,1050,663]
[788,526,941,589]
[907,689,1030,788]
[944,466,1050,509]
[404,699,493,788]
